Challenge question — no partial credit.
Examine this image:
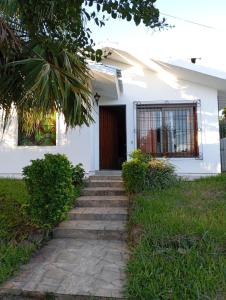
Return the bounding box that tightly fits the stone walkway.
[1,176,129,300]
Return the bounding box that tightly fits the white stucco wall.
[0,113,96,177]
[0,58,221,177]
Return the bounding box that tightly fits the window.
[18,113,56,146]
[136,103,198,157]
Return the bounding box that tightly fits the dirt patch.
[128,224,144,246]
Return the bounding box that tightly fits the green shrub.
[146,159,176,190]
[72,163,85,186]
[23,153,75,229]
[129,149,151,163]
[122,159,148,193]
[122,150,177,193]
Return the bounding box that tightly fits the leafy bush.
[23,154,75,229]
[129,149,151,163]
[122,159,148,193]
[72,163,85,186]
[146,159,176,190]
[122,150,177,193]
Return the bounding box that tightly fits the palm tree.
[0,1,93,132]
[0,0,165,133]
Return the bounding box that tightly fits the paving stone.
[1,239,128,299]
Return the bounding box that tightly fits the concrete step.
[89,175,122,181]
[76,195,128,207]
[88,180,123,188]
[81,187,125,196]
[68,207,128,221]
[53,220,127,240]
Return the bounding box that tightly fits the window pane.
[164,107,194,154]
[18,113,56,146]
[137,107,162,154]
[137,104,198,157]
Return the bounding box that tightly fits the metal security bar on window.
[136,103,199,157]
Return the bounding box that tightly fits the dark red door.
[99,106,126,170]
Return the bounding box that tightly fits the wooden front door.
[99,106,126,170]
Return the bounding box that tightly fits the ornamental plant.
[146,159,176,190]
[23,154,75,229]
[122,159,148,193]
[122,150,177,193]
[72,163,85,186]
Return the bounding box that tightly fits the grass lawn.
[0,179,36,285]
[127,174,226,300]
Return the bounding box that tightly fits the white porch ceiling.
[89,64,119,100]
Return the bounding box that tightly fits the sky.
[88,0,226,71]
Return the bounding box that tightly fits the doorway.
[99,105,127,170]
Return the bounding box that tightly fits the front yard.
[0,179,36,284]
[1,169,226,299]
[0,156,84,286]
[127,175,226,299]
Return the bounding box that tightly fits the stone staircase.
[53,175,128,241]
[1,175,129,300]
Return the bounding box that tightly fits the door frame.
[99,104,127,170]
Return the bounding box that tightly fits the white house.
[1,47,226,178]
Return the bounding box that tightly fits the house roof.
[154,59,226,99]
[101,47,226,107]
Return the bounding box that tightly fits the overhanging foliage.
[0,0,166,132]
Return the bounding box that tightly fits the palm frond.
[0,0,19,16]
[0,1,95,134]
[0,42,93,132]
